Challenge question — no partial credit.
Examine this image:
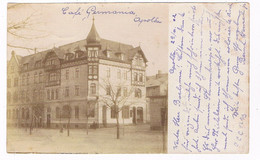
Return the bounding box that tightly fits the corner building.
[7,19,148,128]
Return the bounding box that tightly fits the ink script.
[168,3,249,153]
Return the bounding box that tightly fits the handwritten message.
[168,3,249,153]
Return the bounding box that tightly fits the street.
[7,124,164,153]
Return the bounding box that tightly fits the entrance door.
[137,107,143,123]
[47,114,51,128]
[102,106,107,127]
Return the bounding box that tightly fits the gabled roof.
[10,20,148,67]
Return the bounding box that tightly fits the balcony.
[44,64,60,71]
[45,80,60,87]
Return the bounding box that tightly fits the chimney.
[156,70,163,78]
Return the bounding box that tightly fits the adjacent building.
[146,71,168,130]
[7,19,148,128]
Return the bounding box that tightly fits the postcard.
[6,3,249,154]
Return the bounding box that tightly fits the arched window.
[75,106,79,119]
[56,107,60,118]
[90,83,96,94]
[135,88,142,98]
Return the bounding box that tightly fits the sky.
[7,3,169,76]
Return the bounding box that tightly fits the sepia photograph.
[6,3,168,153]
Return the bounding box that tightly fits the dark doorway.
[137,107,143,123]
[47,114,51,128]
[102,106,107,127]
[132,107,136,124]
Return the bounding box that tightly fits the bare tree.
[7,4,49,52]
[99,78,135,139]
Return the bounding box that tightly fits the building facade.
[146,71,168,130]
[7,19,148,129]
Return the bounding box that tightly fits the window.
[7,92,11,103]
[123,87,128,97]
[26,73,29,85]
[106,86,111,95]
[139,73,143,82]
[93,66,98,74]
[117,69,121,79]
[14,77,18,87]
[56,89,59,99]
[88,66,93,74]
[51,89,55,100]
[123,71,127,80]
[39,72,43,83]
[13,91,18,103]
[89,107,95,117]
[22,108,25,119]
[34,72,38,83]
[130,110,133,117]
[11,66,14,73]
[23,63,29,70]
[135,88,142,98]
[47,90,50,100]
[62,106,71,118]
[13,91,18,102]
[50,73,56,81]
[56,107,60,118]
[34,89,38,101]
[51,59,55,65]
[89,65,98,75]
[134,72,138,81]
[90,83,96,94]
[39,89,43,100]
[75,68,79,78]
[47,107,51,113]
[35,60,41,68]
[117,87,121,96]
[25,108,29,119]
[66,69,69,80]
[111,107,116,119]
[26,90,30,102]
[65,87,70,97]
[75,85,80,96]
[7,78,11,88]
[22,75,25,85]
[122,106,129,118]
[75,106,79,119]
[107,68,110,78]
